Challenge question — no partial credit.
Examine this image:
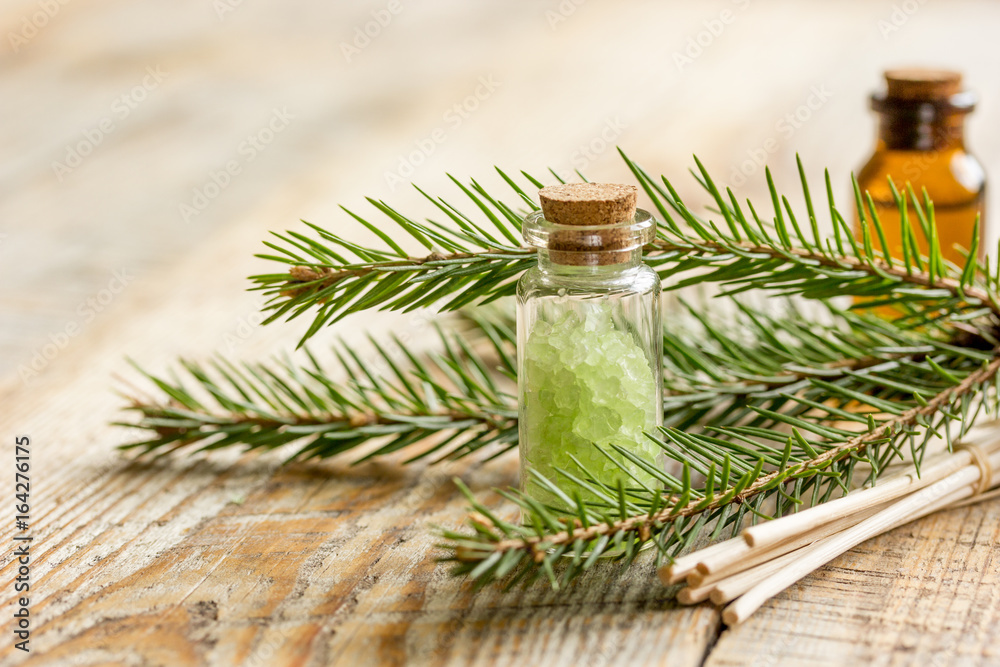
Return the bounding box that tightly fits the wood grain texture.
[2,0,1000,665]
[706,502,1000,667]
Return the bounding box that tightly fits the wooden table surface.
[3,1,1000,665]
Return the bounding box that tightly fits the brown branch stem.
[272,238,997,315]
[130,402,515,439]
[666,349,938,398]
[472,354,1000,561]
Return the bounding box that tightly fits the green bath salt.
[521,307,661,507]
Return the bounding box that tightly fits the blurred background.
[3,0,1000,381]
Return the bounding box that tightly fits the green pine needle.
[118,152,1000,591]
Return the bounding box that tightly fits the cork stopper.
[531,183,645,266]
[538,183,638,226]
[884,68,962,101]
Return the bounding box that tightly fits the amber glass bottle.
[855,69,986,264]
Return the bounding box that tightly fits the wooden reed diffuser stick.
[664,434,1000,627]
[741,449,974,549]
[723,464,987,624]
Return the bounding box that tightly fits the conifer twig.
[117,153,1000,591]
[251,153,997,347]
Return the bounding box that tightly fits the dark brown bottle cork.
[537,183,639,266]
[884,68,961,101]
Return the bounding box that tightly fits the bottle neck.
[871,92,974,152]
[876,111,966,151]
[536,247,643,276]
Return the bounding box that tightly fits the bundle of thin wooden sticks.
[660,428,1000,625]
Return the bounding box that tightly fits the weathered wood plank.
[705,502,1000,667]
[4,0,1000,665]
[3,452,720,666]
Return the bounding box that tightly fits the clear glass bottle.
[516,183,662,510]
[855,69,987,265]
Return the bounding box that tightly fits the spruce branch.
[440,318,1000,589]
[117,318,518,464]
[119,153,1000,592]
[122,297,975,467]
[426,153,1000,588]
[251,153,997,347]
